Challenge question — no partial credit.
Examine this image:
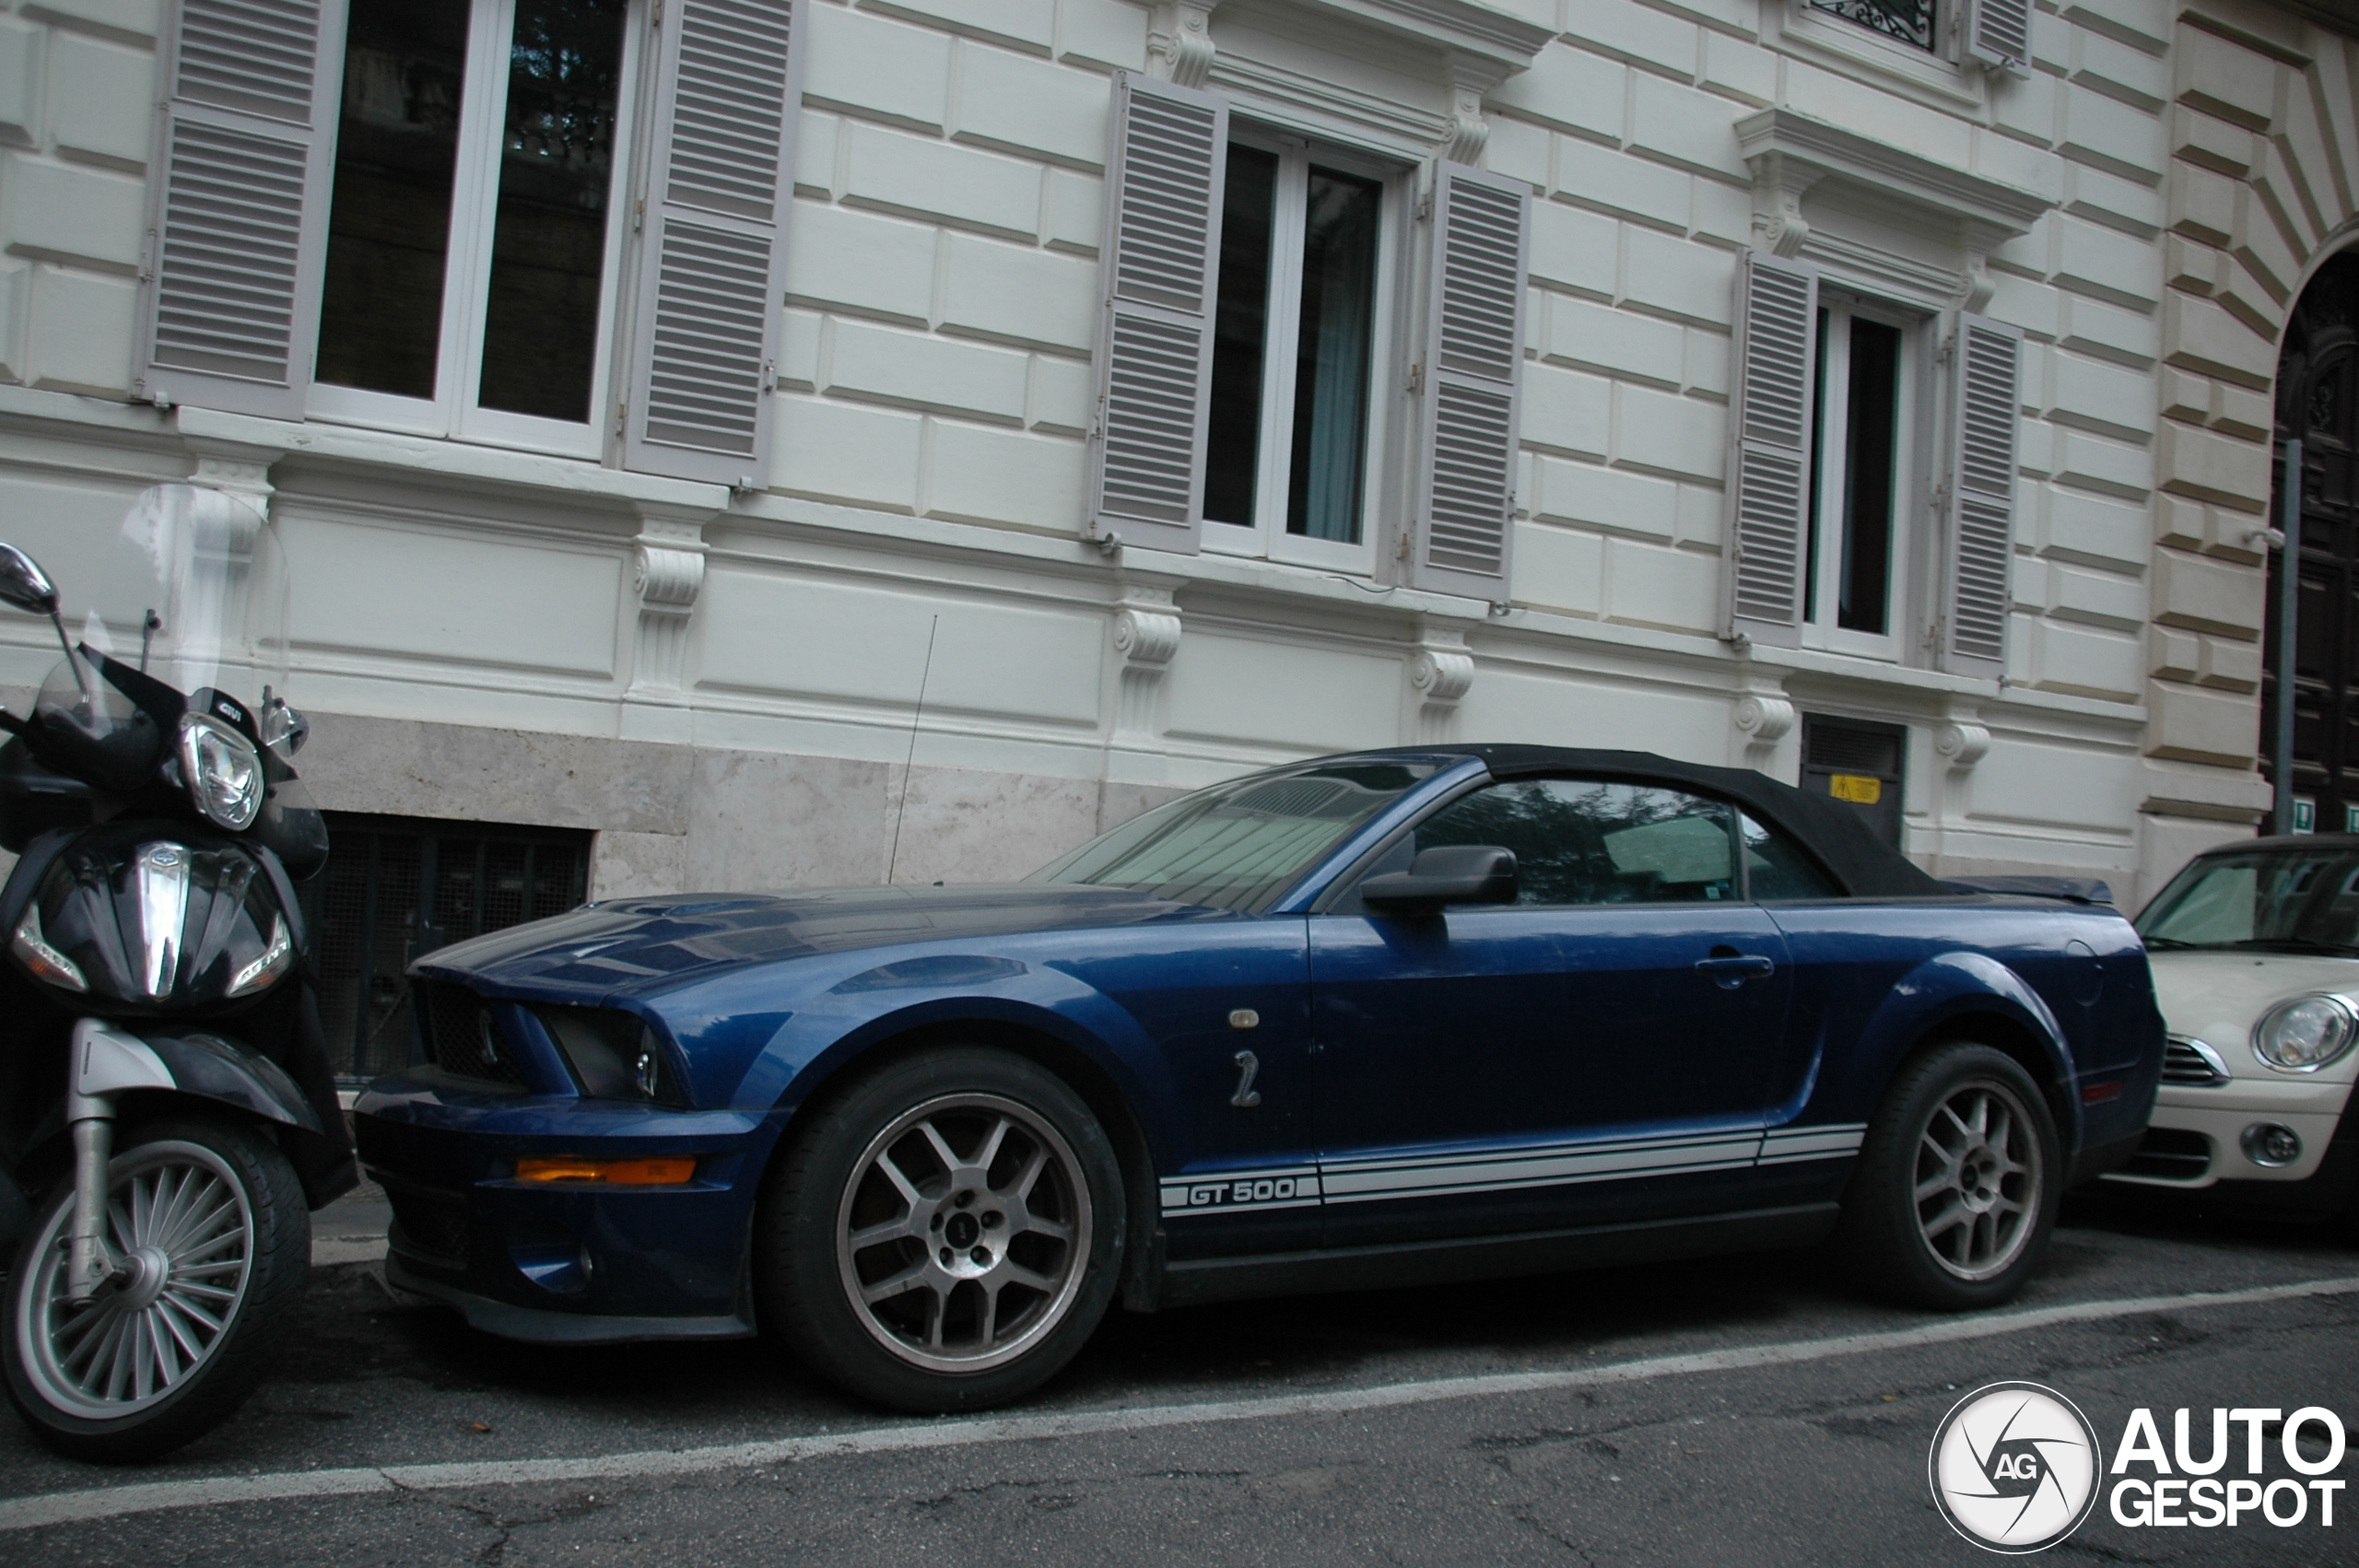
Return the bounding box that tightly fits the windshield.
[2137,848,2359,956]
[1030,760,1438,912]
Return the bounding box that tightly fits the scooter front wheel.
[4,1117,310,1462]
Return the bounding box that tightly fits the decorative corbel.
[1933,719,1992,769]
[1745,150,1820,259]
[1148,2,1216,89]
[181,436,281,519]
[1408,626,1475,744]
[1110,585,1182,741]
[1438,53,1508,168]
[628,502,713,694]
[1955,225,2000,312]
[1731,693,1798,743]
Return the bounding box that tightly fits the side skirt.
[1141,1202,1841,1312]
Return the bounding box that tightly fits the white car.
[2110,835,2359,1237]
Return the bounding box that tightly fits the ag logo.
[1929,1382,2103,1553]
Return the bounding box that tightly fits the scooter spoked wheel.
[4,1117,310,1463]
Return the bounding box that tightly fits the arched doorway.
[2262,250,2359,832]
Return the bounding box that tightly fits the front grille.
[417,978,528,1088]
[2121,1127,2212,1181]
[386,1188,471,1269]
[2162,1036,2232,1086]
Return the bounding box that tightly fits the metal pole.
[2272,437,2303,837]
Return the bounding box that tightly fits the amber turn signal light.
[514,1156,697,1186]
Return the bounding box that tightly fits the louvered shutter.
[136,0,342,416]
[1406,162,1530,599]
[1963,0,2034,73]
[1942,313,2024,678]
[621,0,808,485]
[1086,73,1226,552]
[1722,250,1819,648]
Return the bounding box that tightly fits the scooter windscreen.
[17,485,324,873]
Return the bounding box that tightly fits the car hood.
[412,883,1229,998]
[2150,951,2359,1026]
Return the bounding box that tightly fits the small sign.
[1829,773,1883,805]
[2345,802,2359,833]
[2294,798,2316,833]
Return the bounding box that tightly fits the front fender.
[1853,951,2083,1152]
[135,1028,326,1135]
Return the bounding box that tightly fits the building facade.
[0,0,2354,1072]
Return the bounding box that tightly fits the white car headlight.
[2251,993,2359,1072]
[176,712,264,831]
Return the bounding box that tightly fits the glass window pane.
[1839,317,1900,634]
[2139,850,2359,954]
[1031,760,1433,912]
[476,0,630,422]
[1415,779,1738,906]
[1204,144,1277,527]
[1287,166,1380,543]
[1739,812,1839,901]
[316,0,471,397]
[1805,305,1829,625]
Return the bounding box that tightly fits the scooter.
[0,484,349,1462]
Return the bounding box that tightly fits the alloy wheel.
[1913,1081,2043,1281]
[834,1093,1092,1373]
[16,1141,255,1419]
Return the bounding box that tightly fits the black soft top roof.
[1354,743,1947,899]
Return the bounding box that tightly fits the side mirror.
[1360,845,1519,912]
[0,543,58,617]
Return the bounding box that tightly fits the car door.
[1311,776,1796,1246]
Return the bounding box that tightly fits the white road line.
[6,1272,2356,1534]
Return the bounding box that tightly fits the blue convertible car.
[355,745,2163,1410]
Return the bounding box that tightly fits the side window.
[1739,813,1840,901]
[1414,779,1739,906]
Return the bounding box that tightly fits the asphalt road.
[3,1187,2354,1566]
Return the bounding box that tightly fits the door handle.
[1695,954,1776,989]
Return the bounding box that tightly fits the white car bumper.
[2107,1075,2354,1188]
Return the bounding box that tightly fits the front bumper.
[355,1070,781,1338]
[2105,1071,2356,1194]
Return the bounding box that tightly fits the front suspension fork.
[62,1019,178,1305]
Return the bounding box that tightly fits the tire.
[1835,1043,2061,1311]
[755,1047,1125,1413]
[4,1117,311,1463]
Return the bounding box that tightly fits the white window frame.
[306,0,646,459]
[1802,292,1923,662]
[1199,126,1405,578]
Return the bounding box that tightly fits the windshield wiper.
[2140,935,2197,949]
[2225,937,2359,957]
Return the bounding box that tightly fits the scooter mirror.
[0,543,58,616]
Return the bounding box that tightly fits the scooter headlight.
[177,713,264,831]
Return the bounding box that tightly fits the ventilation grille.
[417,979,528,1088]
[1435,179,1522,380]
[386,1189,471,1270]
[641,219,771,455]
[2161,1037,2231,1087]
[664,0,794,222]
[1805,719,1902,775]
[1110,89,1220,314]
[149,118,309,383]
[177,0,322,123]
[2121,1127,2211,1182]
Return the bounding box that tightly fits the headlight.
[2251,994,2359,1071]
[177,713,263,830]
[536,1006,686,1105]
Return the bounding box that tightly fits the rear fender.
[1853,952,2083,1153]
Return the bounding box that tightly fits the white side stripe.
[1162,1123,1870,1216]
